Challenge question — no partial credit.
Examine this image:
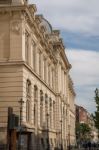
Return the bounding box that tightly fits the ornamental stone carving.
[11,21,21,34]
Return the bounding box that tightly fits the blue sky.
[29,0,99,113]
[61,31,99,51]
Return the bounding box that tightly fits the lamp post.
[60,119,63,150]
[95,88,99,96]
[46,113,50,150]
[68,125,70,150]
[18,98,24,150]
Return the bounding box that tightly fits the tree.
[76,123,91,141]
[93,88,99,132]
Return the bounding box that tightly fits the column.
[46,61,48,84]
[36,50,39,75]
[41,53,43,78]
[44,57,47,82]
[28,35,32,66]
[50,66,52,88]
[64,73,66,97]
[58,64,61,93]
[48,64,51,86]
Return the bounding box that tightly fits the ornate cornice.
[68,75,76,96]
[35,14,43,25]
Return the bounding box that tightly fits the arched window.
[45,94,48,127]
[26,100,29,121]
[40,90,43,127]
[45,94,48,115]
[34,85,38,125]
[26,80,31,122]
[26,80,31,97]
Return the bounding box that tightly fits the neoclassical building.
[0,0,76,149]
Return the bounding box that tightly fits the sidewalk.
[73,148,99,150]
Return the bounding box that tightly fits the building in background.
[76,105,98,143]
[76,105,88,124]
[0,0,76,149]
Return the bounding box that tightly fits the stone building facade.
[0,0,76,149]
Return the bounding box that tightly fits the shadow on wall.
[0,124,61,150]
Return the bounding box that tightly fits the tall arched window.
[34,85,38,125]
[45,94,48,114]
[26,100,29,121]
[40,90,43,127]
[26,80,31,122]
[45,94,48,127]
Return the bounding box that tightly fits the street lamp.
[95,88,99,97]
[60,119,63,150]
[18,98,24,150]
[46,113,50,150]
[68,125,71,150]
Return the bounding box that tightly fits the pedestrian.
[87,141,91,150]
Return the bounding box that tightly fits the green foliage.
[93,88,99,131]
[76,123,91,140]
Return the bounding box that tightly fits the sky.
[29,0,99,113]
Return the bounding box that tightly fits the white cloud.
[29,0,99,35]
[67,49,99,86]
[66,49,99,112]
